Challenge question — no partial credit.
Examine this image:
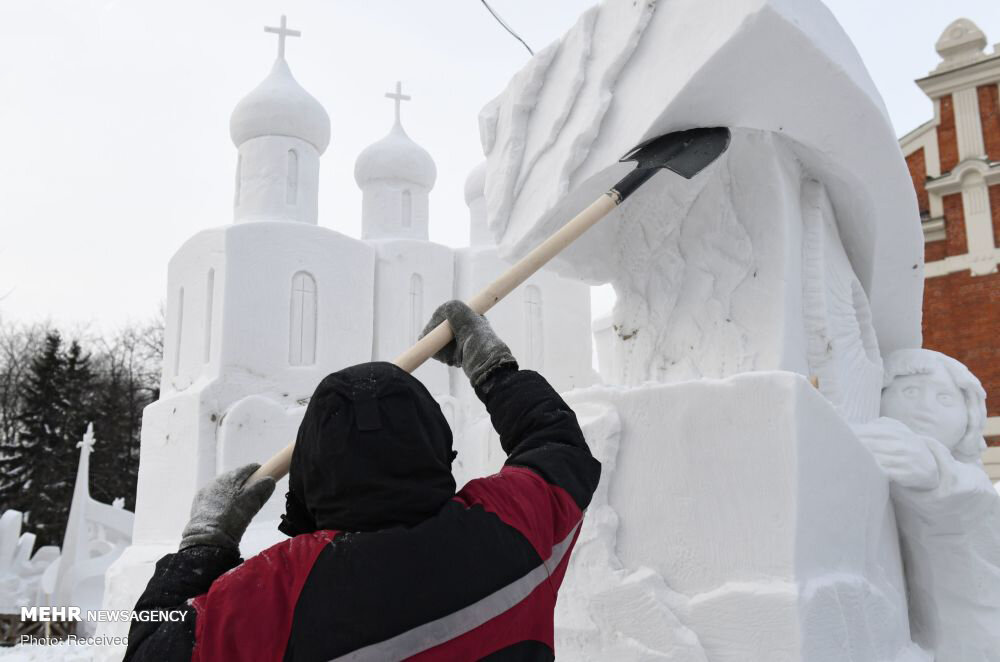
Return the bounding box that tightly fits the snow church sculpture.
[855,349,1000,660]
[475,0,984,659]
[145,15,375,544]
[97,15,594,654]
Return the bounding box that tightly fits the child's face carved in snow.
[881,363,967,451]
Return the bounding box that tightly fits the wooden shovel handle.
[247,192,619,485]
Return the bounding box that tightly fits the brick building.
[899,18,1000,479]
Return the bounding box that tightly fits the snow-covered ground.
[0,643,95,661]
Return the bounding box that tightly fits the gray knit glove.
[420,300,517,390]
[179,463,276,552]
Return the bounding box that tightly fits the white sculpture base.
[555,372,928,661]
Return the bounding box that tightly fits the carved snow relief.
[801,180,882,422]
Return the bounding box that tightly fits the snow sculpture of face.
[880,348,988,463]
[881,364,967,450]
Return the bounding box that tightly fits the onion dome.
[230,57,331,154]
[354,120,437,189]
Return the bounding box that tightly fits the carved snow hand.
[853,417,940,491]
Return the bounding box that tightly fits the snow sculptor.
[854,348,1000,659]
[122,302,601,661]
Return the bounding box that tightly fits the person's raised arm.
[420,301,600,511]
[124,464,274,661]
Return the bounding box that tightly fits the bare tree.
[141,301,166,384]
[84,310,163,509]
[0,305,165,526]
[0,319,48,472]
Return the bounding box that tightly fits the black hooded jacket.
[124,361,601,661]
[279,361,457,536]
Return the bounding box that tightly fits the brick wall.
[925,238,948,262]
[979,83,1000,162]
[908,146,945,263]
[943,192,967,257]
[906,147,930,215]
[923,269,1000,446]
[911,84,1000,449]
[937,94,959,172]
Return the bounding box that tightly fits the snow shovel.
[248,126,731,485]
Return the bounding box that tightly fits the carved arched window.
[173,287,185,377]
[524,285,543,370]
[409,273,424,345]
[203,269,215,364]
[289,271,317,365]
[402,190,412,228]
[286,150,299,204]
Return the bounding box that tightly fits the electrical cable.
[479,0,534,56]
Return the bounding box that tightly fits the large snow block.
[480,0,922,357]
[558,372,919,661]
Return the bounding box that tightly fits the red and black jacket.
[124,365,601,661]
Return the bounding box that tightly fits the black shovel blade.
[610,127,731,202]
[620,127,731,179]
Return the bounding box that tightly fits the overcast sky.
[1,1,999,333]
